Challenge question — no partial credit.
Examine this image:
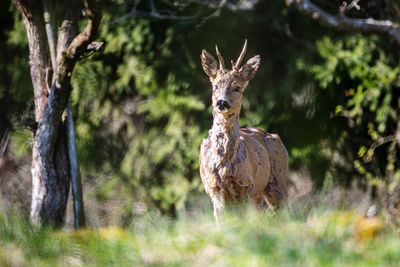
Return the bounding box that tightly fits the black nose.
[216,100,231,110]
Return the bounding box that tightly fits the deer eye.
[233,86,241,92]
[214,85,218,90]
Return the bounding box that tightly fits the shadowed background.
[1,0,399,226]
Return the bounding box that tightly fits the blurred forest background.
[1,0,400,227]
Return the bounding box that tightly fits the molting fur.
[199,40,289,222]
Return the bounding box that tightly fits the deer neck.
[210,111,241,165]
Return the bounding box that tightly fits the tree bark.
[13,0,50,122]
[43,0,86,228]
[13,0,101,226]
[66,104,86,228]
[12,0,68,226]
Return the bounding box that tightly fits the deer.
[199,40,288,223]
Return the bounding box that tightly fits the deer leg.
[262,194,276,215]
[212,193,225,225]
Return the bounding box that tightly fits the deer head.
[201,40,260,120]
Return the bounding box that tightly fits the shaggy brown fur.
[199,40,288,222]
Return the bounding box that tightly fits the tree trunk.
[31,122,71,225]
[43,0,86,228]
[13,0,101,226]
[12,0,69,226]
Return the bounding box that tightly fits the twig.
[197,0,227,27]
[370,135,395,151]
[339,0,361,14]
[283,23,317,51]
[396,119,400,149]
[226,0,259,11]
[107,0,197,25]
[363,135,395,162]
[106,0,259,25]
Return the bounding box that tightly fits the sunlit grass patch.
[0,206,399,266]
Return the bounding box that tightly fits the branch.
[199,0,227,26]
[226,0,259,11]
[57,0,102,87]
[55,1,80,67]
[191,0,258,10]
[363,134,397,163]
[396,119,400,149]
[340,0,361,14]
[109,9,196,23]
[107,0,259,25]
[107,3,197,24]
[288,0,400,47]
[63,0,102,61]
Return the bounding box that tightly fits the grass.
[0,205,399,266]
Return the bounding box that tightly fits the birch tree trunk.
[13,0,101,226]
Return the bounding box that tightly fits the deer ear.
[240,55,260,81]
[201,50,218,79]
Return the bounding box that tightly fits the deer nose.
[216,100,231,110]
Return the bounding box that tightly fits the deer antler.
[215,45,225,70]
[234,39,247,70]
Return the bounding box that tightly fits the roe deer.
[199,40,288,222]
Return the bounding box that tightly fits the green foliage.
[1,4,31,103]
[10,128,32,157]
[70,6,207,214]
[68,0,335,214]
[309,34,400,195]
